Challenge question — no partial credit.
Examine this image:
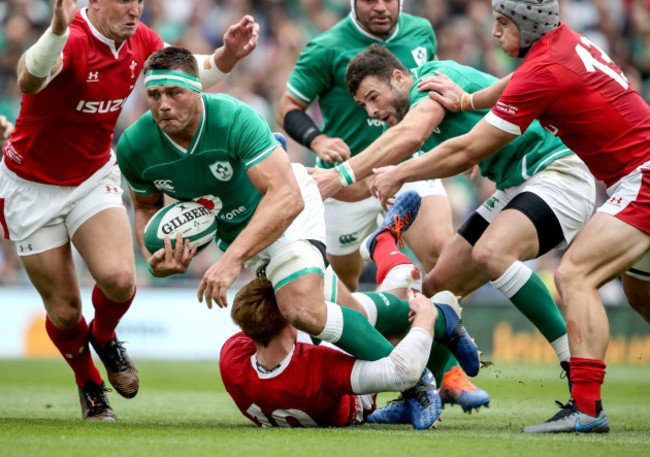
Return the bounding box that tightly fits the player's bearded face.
[492,12,520,58]
[94,0,144,43]
[355,76,409,127]
[356,0,399,38]
[147,86,202,136]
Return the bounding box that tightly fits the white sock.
[351,292,378,327]
[315,302,343,343]
[490,260,532,299]
[551,334,571,363]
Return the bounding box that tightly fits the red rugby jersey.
[220,332,361,428]
[489,24,650,187]
[3,8,163,186]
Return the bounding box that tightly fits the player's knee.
[48,304,83,329]
[280,305,322,335]
[97,270,136,302]
[471,240,497,275]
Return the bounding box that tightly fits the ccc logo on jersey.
[338,233,358,245]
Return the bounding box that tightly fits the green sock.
[362,292,449,339]
[426,342,456,386]
[337,306,394,361]
[507,272,566,342]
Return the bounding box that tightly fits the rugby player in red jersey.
[0,0,258,420]
[371,0,650,434]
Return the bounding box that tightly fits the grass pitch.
[1,359,648,457]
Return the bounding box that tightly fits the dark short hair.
[231,278,289,347]
[143,46,199,77]
[346,44,408,95]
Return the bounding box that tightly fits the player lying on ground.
[220,191,481,427]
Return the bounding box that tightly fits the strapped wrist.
[335,162,356,187]
[25,26,69,78]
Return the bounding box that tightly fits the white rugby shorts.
[0,156,125,256]
[597,160,650,280]
[476,154,596,249]
[324,178,446,256]
[244,163,327,289]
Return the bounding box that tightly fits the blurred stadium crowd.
[1,0,647,300]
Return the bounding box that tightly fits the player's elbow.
[394,363,422,391]
[17,74,41,95]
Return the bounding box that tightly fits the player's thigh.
[403,193,454,269]
[560,213,650,288]
[475,209,539,265]
[324,197,381,256]
[621,273,650,324]
[20,243,83,327]
[423,233,487,297]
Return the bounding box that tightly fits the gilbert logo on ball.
[143,201,217,254]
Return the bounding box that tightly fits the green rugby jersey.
[409,61,572,189]
[286,13,436,168]
[117,93,279,244]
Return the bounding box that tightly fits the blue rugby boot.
[366,396,410,425]
[431,291,480,376]
[522,399,610,433]
[402,368,442,430]
[365,190,421,260]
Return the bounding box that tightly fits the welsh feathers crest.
[209,161,234,182]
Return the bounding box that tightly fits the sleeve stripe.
[286,83,312,104]
[485,110,522,135]
[245,145,276,168]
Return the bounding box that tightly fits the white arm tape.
[194,53,228,89]
[350,327,432,394]
[25,26,69,78]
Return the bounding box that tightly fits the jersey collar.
[250,345,295,379]
[81,7,126,59]
[349,13,400,43]
[161,96,206,156]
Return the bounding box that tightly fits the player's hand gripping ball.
[143,201,217,254]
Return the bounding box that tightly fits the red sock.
[45,316,102,388]
[570,357,606,416]
[91,285,135,346]
[373,232,414,285]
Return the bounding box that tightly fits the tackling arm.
[350,290,436,394]
[371,120,517,206]
[422,72,513,112]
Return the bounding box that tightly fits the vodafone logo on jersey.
[75,98,127,114]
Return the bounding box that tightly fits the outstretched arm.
[371,119,517,208]
[350,289,437,394]
[17,0,75,94]
[418,71,512,112]
[195,15,260,89]
[312,98,445,200]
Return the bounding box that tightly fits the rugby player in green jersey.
[116,46,442,429]
[343,45,595,402]
[277,0,453,296]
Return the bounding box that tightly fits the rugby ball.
[143,201,217,254]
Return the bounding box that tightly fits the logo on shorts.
[483,196,500,210]
[105,185,119,194]
[210,161,234,182]
[339,233,358,245]
[608,196,624,206]
[18,243,33,253]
